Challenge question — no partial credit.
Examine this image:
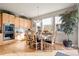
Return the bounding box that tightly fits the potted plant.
[61,10,78,47]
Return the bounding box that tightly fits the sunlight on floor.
[0,41,78,56]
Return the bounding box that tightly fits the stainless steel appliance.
[3,24,15,40]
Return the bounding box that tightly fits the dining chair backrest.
[46,35,52,41]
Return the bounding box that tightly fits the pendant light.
[36,6,39,51]
[36,6,40,32]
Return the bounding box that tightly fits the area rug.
[55,52,69,56]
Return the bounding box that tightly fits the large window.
[34,16,62,32]
[34,20,42,32]
[42,18,52,32]
[55,16,62,31]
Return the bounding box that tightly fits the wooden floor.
[0,41,35,55]
[0,40,78,55]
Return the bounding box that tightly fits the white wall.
[77,4,79,48]
[55,31,67,44]
[71,28,78,47]
[55,27,78,48]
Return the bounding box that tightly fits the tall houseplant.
[61,10,78,47]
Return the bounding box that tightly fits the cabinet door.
[2,13,9,24]
[15,17,20,28]
[23,19,26,28]
[25,20,32,29]
[29,20,32,29]
[9,14,15,24]
[27,20,32,29]
[25,20,28,29]
[0,14,2,32]
[0,14,2,28]
[22,19,25,28]
[20,18,25,28]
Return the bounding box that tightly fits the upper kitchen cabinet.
[2,13,9,24]
[23,18,26,28]
[19,18,25,28]
[25,19,32,29]
[2,13,15,24]
[9,14,15,24]
[0,12,15,33]
[15,17,20,28]
[0,12,32,30]
[0,14,2,27]
[0,14,2,33]
[28,20,32,29]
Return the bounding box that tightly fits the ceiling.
[0,3,76,18]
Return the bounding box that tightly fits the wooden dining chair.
[43,35,53,51]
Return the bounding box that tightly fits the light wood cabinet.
[2,13,15,25]
[27,20,32,29]
[25,19,28,29]
[9,14,15,24]
[0,13,16,45]
[23,19,26,28]
[15,17,32,29]
[0,14,2,28]
[0,12,33,45]
[26,20,30,29]
[1,13,32,29]
[25,20,28,29]
[15,17,20,28]
[20,18,27,28]
[0,14,2,32]
[25,19,32,29]
[2,13,9,24]
[29,20,32,29]
[20,18,24,28]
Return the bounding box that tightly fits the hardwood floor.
[0,40,78,55]
[0,41,35,55]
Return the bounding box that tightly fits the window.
[35,20,42,32]
[42,18,52,26]
[36,20,41,27]
[55,16,62,31]
[42,18,52,32]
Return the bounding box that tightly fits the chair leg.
[36,43,38,51]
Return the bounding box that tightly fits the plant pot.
[63,40,72,47]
